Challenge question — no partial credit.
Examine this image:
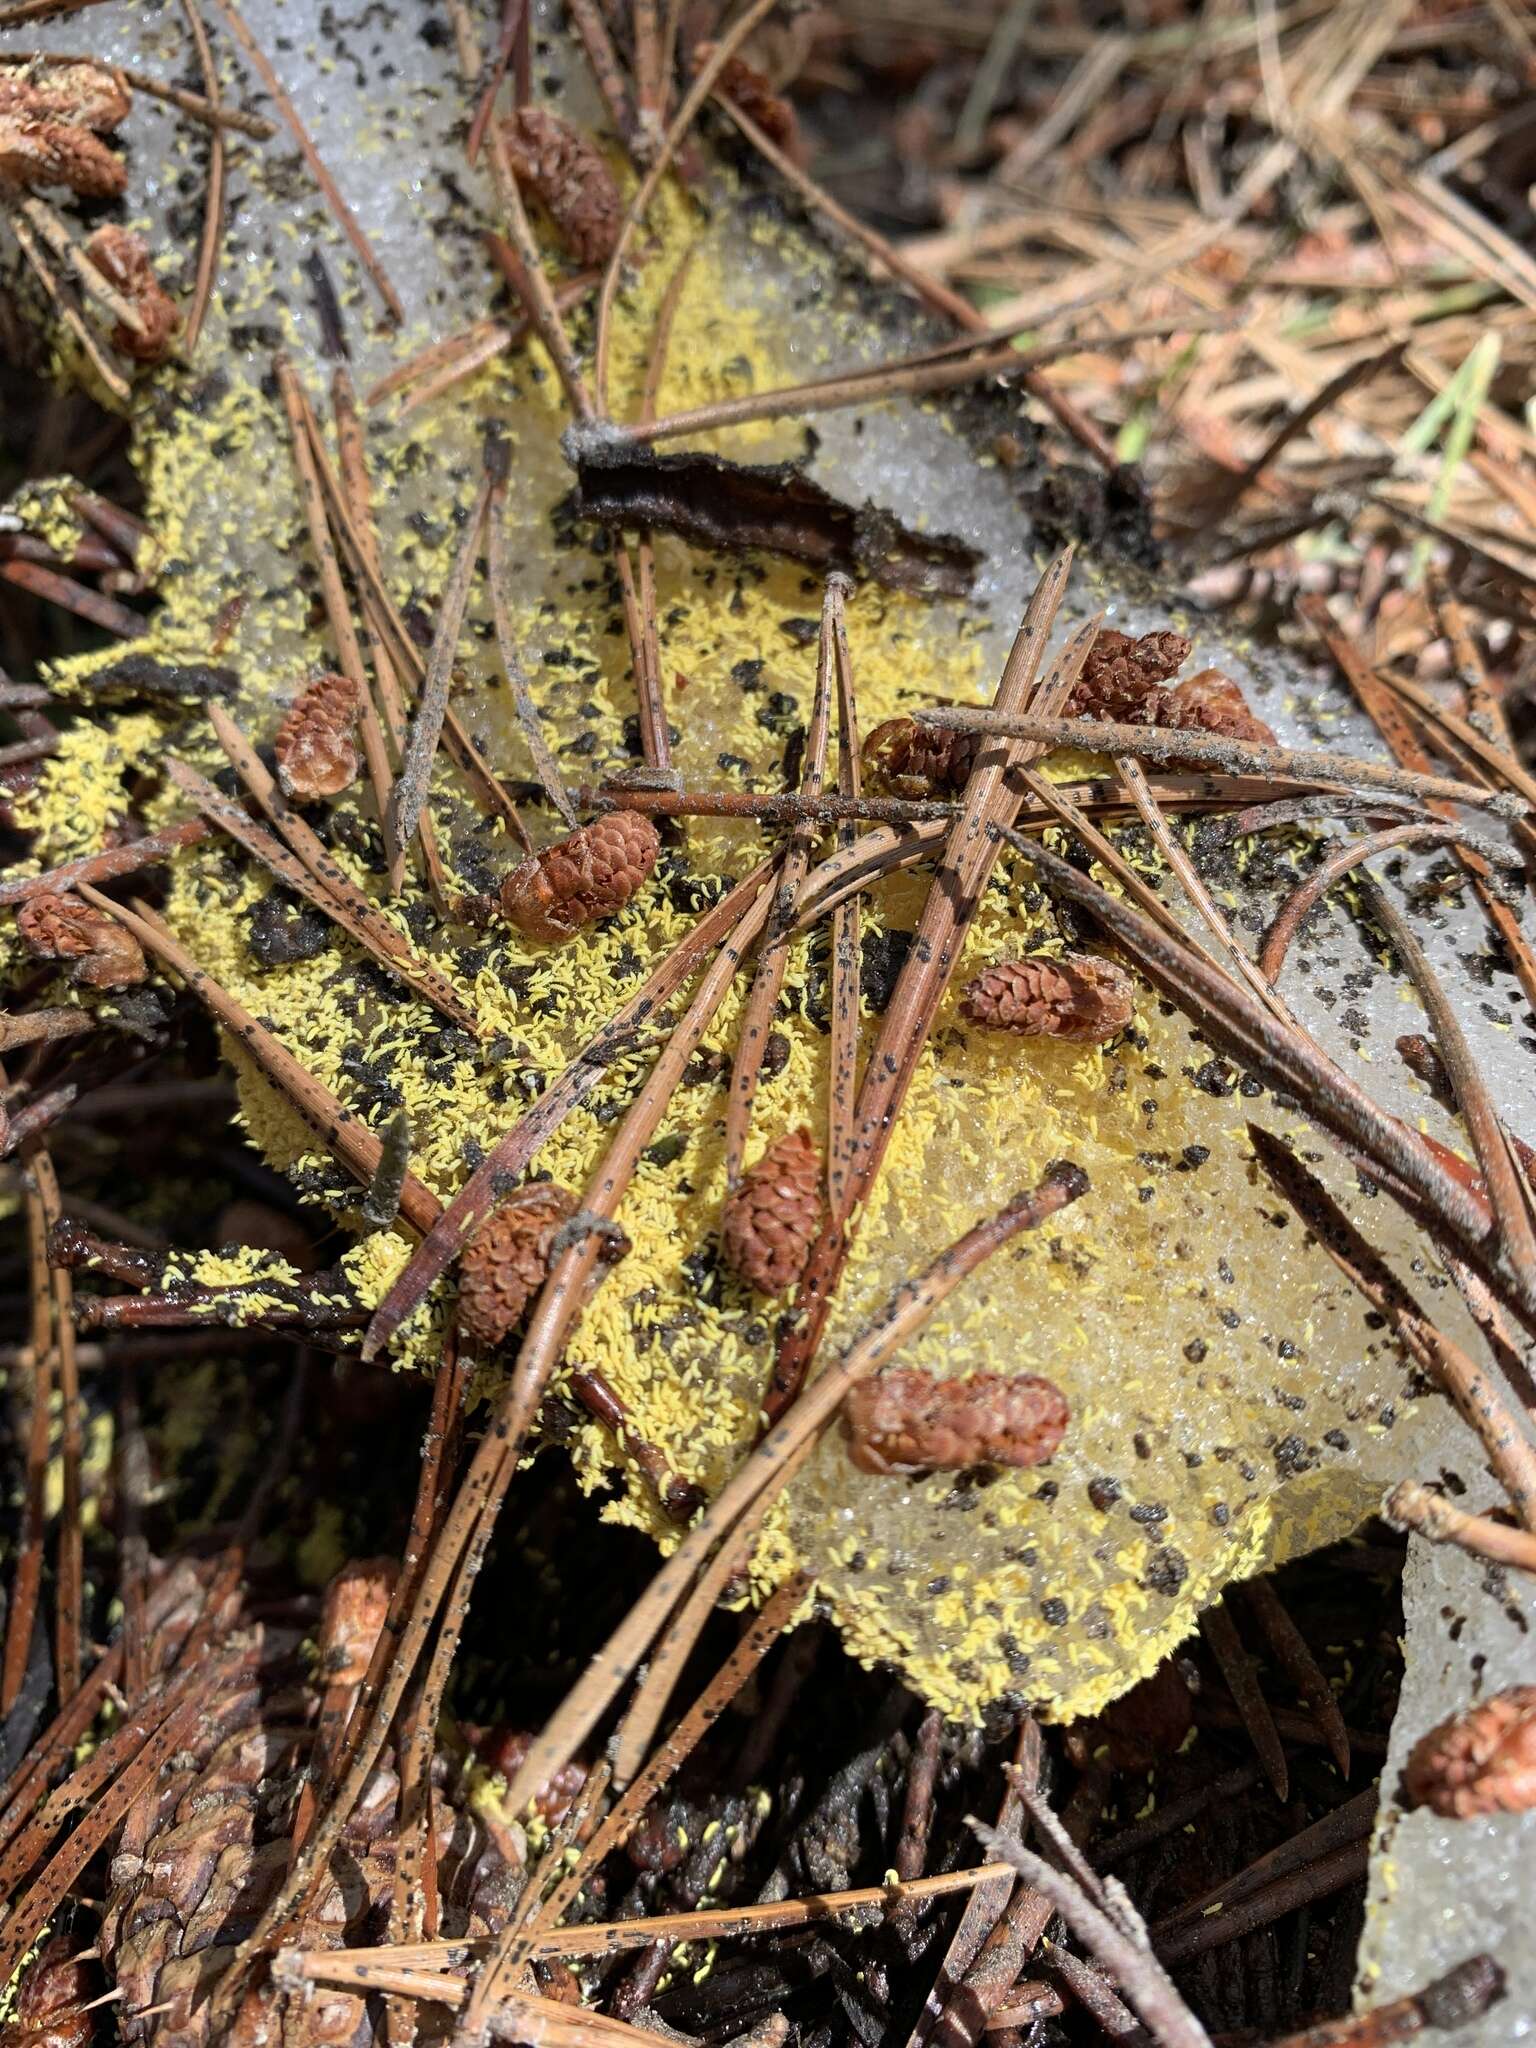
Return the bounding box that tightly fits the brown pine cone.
[0,114,125,197]
[499,106,624,266]
[0,1934,100,2048]
[273,671,364,801]
[862,715,979,798]
[1160,666,1277,747]
[0,64,131,132]
[961,953,1134,1044]
[84,226,180,364]
[16,891,146,990]
[499,811,659,945]
[1065,628,1192,722]
[844,1368,1069,1476]
[1404,1685,1536,1818]
[720,1128,823,1296]
[98,1559,521,2048]
[696,43,802,158]
[458,1182,580,1347]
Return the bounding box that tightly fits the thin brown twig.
[1385,1479,1536,1573]
[10,196,147,339]
[204,0,403,321]
[917,705,1531,821]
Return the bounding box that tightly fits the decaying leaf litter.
[2,0,1536,2043]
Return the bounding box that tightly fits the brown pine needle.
[1250,1125,1536,1533]
[272,354,401,865]
[1259,822,1513,984]
[7,210,130,404]
[365,318,514,407]
[388,457,495,854]
[486,472,577,827]
[162,753,474,1031]
[1385,1480,1536,1574]
[202,703,479,1035]
[593,0,781,415]
[827,577,861,1215]
[723,576,838,1190]
[588,317,1217,450]
[765,553,1085,1424]
[204,0,403,321]
[10,196,147,338]
[1200,1596,1289,1803]
[1367,881,1536,1297]
[178,0,225,353]
[917,706,1530,821]
[77,889,443,1237]
[330,357,452,902]
[362,859,773,1360]
[501,1163,1088,1820]
[1239,1576,1352,1776]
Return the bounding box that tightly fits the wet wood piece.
[572,443,982,597]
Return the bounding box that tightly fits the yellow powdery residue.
[15,711,168,864]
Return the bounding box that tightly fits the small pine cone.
[16,890,146,990]
[500,811,660,945]
[961,952,1134,1044]
[0,63,132,132]
[0,1934,100,2048]
[1403,1685,1536,1818]
[469,1726,589,1825]
[317,1557,396,1686]
[862,714,980,798]
[84,226,180,363]
[499,106,624,266]
[1065,627,1192,722]
[844,1368,1069,1476]
[0,113,125,197]
[273,671,364,801]
[720,1128,823,1296]
[458,1182,580,1347]
[1160,666,1277,747]
[696,42,802,158]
